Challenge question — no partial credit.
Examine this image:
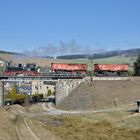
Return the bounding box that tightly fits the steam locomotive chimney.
[18,64,22,67]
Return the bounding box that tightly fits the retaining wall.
[55,79,84,104]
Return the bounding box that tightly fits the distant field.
[0,53,13,61]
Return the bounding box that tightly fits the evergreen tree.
[133,54,140,76]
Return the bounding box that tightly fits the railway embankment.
[57,77,140,110]
[55,76,131,105]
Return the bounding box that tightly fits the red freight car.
[94,64,128,76]
[51,63,87,74]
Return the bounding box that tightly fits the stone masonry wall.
[0,81,3,106]
[55,79,84,104]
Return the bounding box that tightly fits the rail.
[0,74,85,80]
[91,77,130,80]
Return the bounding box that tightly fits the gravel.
[57,78,140,110]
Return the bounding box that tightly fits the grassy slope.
[0,53,13,61]
[0,108,17,140]
[43,115,140,140]
[29,104,140,140]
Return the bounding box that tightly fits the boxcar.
[51,63,87,74]
[94,64,128,76]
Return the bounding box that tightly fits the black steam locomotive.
[4,63,39,76]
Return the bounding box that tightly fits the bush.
[133,54,140,76]
[127,70,133,76]
[47,89,52,96]
[6,85,27,100]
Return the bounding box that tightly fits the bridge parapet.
[92,77,130,80]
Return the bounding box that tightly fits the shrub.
[133,54,140,76]
[47,89,52,96]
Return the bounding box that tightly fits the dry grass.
[7,104,25,113]
[29,118,61,140]
[1,103,140,140]
[0,53,13,61]
[0,108,17,140]
[42,115,140,140]
[0,53,64,67]
[28,103,43,113]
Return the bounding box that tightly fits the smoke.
[111,41,140,50]
[22,40,107,57]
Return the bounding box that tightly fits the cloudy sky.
[0,0,140,55]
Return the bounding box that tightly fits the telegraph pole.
[88,54,93,84]
[90,57,93,83]
[2,81,5,108]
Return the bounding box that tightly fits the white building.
[0,60,5,66]
[32,81,55,98]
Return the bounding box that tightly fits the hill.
[0,50,21,55]
[0,50,24,62]
[57,48,140,59]
[57,77,140,110]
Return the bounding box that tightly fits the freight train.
[51,63,128,76]
[2,62,129,77]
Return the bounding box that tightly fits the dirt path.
[24,118,40,140]
[14,115,40,140]
[42,102,136,115]
[15,126,21,140]
[10,105,61,140]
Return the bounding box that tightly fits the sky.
[0,0,140,55]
